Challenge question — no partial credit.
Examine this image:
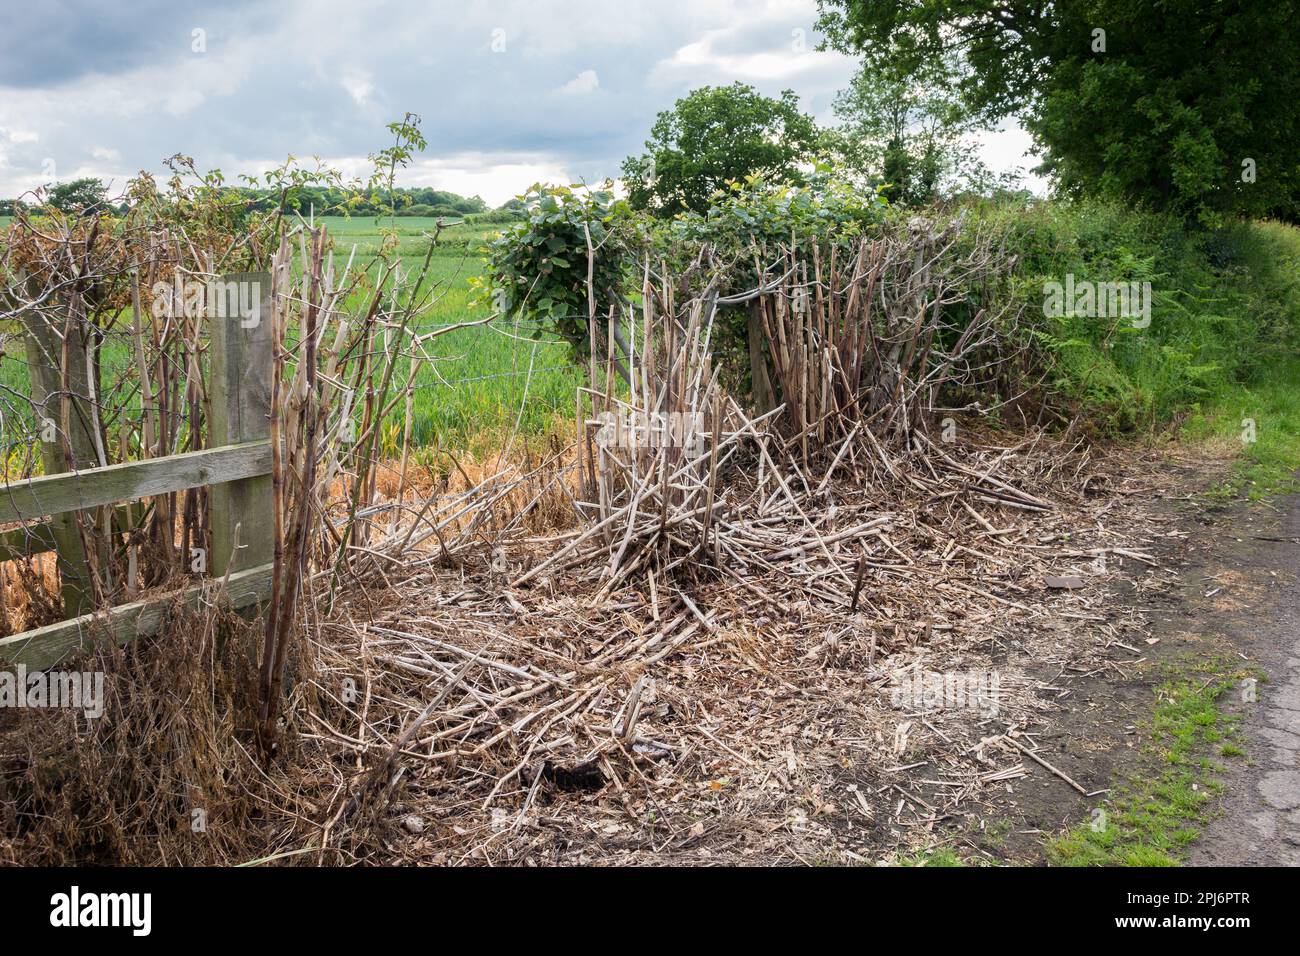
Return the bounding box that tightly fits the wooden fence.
[0,273,276,669]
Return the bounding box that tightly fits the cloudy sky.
[0,0,1041,206]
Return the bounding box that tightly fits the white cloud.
[646,3,858,93]
[404,154,573,207]
[165,88,206,116]
[340,69,375,106]
[558,70,600,95]
[651,29,848,85]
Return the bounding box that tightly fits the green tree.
[46,178,109,214]
[818,0,1300,226]
[831,55,976,205]
[622,83,818,217]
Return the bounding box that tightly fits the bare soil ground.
[906,452,1299,867]
[1185,492,1300,865]
[943,453,1283,864]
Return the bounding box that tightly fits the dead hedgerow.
[0,211,1171,865]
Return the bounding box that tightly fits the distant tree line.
[259,185,491,218]
[1,179,129,216]
[0,179,516,220]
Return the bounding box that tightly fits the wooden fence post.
[209,273,274,577]
[21,301,99,617]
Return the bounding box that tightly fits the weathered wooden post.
[209,272,274,577]
[21,295,99,617]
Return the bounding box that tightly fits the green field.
[0,214,581,456]
[315,216,580,447]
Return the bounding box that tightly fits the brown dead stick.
[344,642,491,817]
[1005,736,1088,795]
[849,552,867,611]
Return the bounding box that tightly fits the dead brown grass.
[0,596,319,865]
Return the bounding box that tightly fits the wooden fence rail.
[0,272,275,669]
[0,565,274,669]
[0,441,273,527]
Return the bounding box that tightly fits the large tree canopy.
[622,83,818,217]
[818,0,1300,225]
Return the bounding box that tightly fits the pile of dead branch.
[272,235,1152,864]
[291,420,1157,864]
[498,218,1034,600]
[752,215,1029,461]
[3,205,1154,866]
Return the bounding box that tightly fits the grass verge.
[1047,665,1249,866]
[1179,357,1300,500]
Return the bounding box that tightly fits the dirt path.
[932,459,1300,867]
[1188,492,1300,865]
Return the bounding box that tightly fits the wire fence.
[0,310,595,465]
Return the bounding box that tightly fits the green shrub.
[477,183,638,354]
[663,169,887,282]
[974,199,1300,430]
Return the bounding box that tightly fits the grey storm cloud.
[0,0,860,203]
[0,0,261,87]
